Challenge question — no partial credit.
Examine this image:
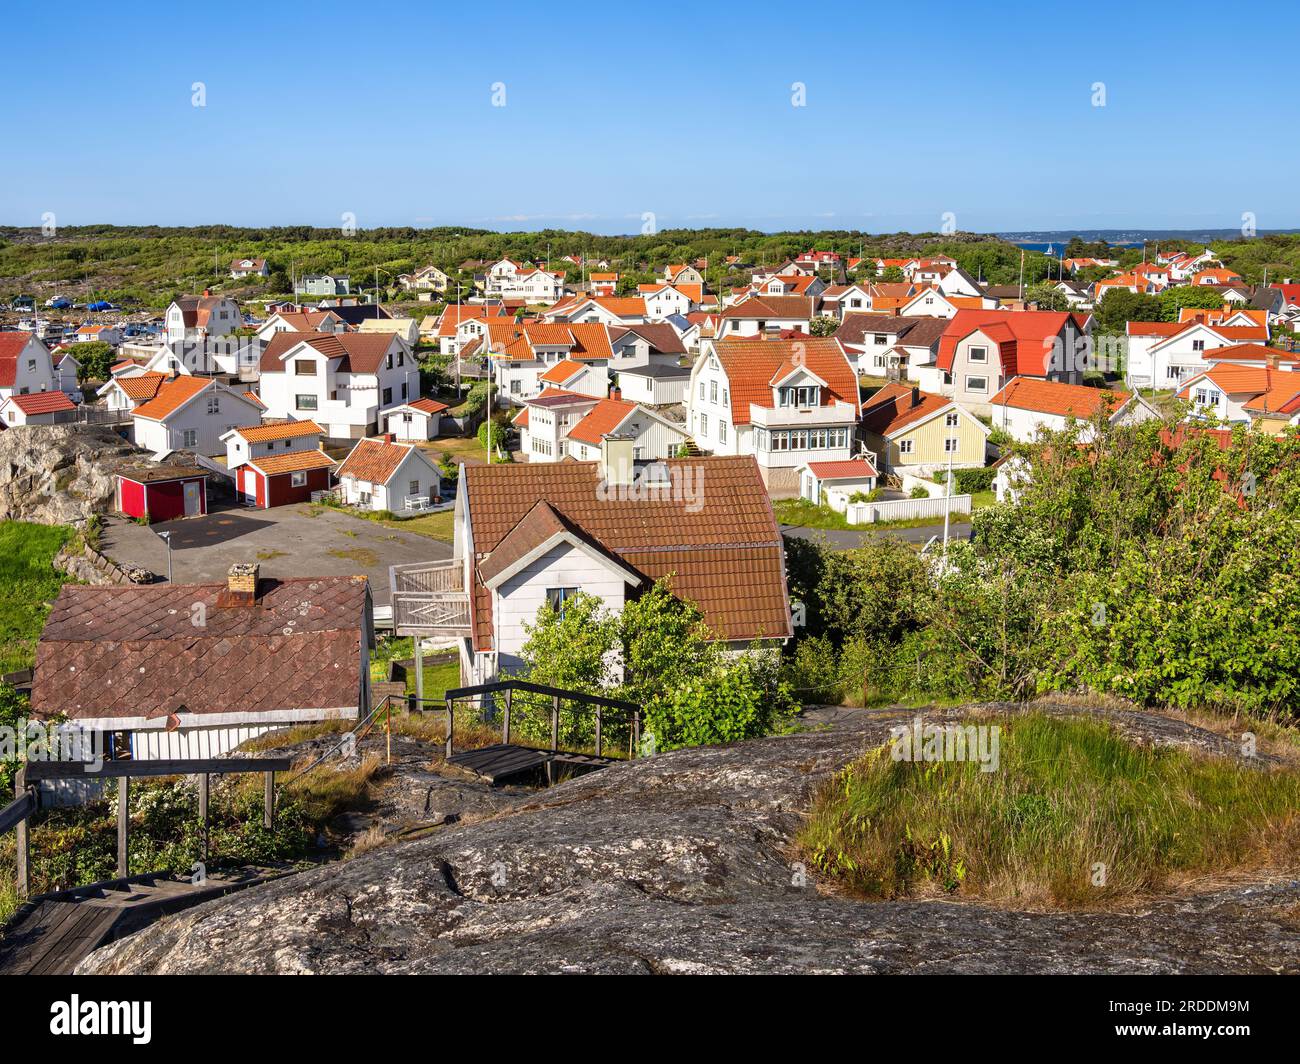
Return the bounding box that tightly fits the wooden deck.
[446,743,618,785]
[0,866,290,975]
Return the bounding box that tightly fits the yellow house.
[860,382,989,474]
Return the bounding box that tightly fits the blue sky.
[4,1,1295,234]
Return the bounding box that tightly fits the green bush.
[953,467,995,494]
[910,485,930,499]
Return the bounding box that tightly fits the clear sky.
[4,1,1295,235]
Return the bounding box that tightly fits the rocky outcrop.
[0,425,193,527]
[78,705,1300,975]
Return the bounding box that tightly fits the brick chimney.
[225,562,260,606]
[203,288,211,297]
[610,386,621,400]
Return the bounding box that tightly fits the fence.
[2,756,290,900]
[847,493,972,525]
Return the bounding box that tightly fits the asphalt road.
[100,504,452,604]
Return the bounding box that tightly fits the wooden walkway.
[446,743,618,785]
[0,866,290,975]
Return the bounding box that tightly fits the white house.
[688,335,861,495]
[989,377,1159,442]
[559,396,691,463]
[716,294,819,338]
[254,310,346,344]
[536,358,609,397]
[0,391,77,426]
[796,457,878,511]
[382,397,450,441]
[0,332,59,400]
[258,331,420,439]
[616,363,692,407]
[223,419,325,471]
[131,376,264,457]
[1125,320,1269,389]
[230,258,270,279]
[335,436,445,512]
[51,350,81,398]
[165,294,242,345]
[487,322,613,402]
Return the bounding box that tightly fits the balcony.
[749,399,858,428]
[389,559,472,637]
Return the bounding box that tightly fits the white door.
[183,480,201,517]
[242,468,258,505]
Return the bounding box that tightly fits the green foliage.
[1023,282,1071,311]
[808,316,840,337]
[70,341,114,382]
[476,417,508,454]
[0,521,72,674]
[909,485,930,499]
[1157,284,1229,320]
[515,580,795,752]
[1093,288,1163,331]
[953,467,996,494]
[801,713,1300,907]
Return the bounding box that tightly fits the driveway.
[99,505,452,604]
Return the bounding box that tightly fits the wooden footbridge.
[414,680,642,786]
[0,754,291,975]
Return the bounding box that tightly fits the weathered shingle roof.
[31,577,369,721]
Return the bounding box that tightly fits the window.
[778,385,820,407]
[206,396,220,415]
[699,413,708,435]
[296,394,318,410]
[1192,339,1205,352]
[409,479,421,496]
[945,412,959,427]
[290,471,308,487]
[718,420,728,444]
[545,587,579,615]
[294,361,317,375]
[698,381,705,400]
[402,412,413,423]
[382,387,393,405]
[945,437,959,453]
[899,439,914,454]
[181,429,198,448]
[710,380,718,402]
[966,376,988,393]
[969,346,987,363]
[873,334,888,345]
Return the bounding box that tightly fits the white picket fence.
[847,493,972,525]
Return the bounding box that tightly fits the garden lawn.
[0,521,74,674]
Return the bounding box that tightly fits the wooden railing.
[389,560,472,635]
[3,756,290,901]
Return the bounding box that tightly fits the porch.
[390,559,473,637]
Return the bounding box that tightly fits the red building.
[115,466,210,523]
[236,449,334,508]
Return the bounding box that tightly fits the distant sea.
[1013,241,1141,255]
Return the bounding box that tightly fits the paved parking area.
[100,504,452,604]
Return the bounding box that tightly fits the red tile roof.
[989,378,1130,418]
[116,372,168,401]
[336,437,429,486]
[31,577,369,721]
[937,309,1077,377]
[248,449,336,476]
[131,376,214,421]
[232,420,322,443]
[805,458,878,479]
[566,397,637,445]
[260,331,399,374]
[861,382,954,436]
[4,391,76,415]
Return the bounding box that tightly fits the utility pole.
[941,444,955,569]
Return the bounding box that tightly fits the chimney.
[203,288,211,297]
[911,385,921,407]
[1268,350,1281,371]
[600,435,636,487]
[225,562,260,605]
[610,386,621,401]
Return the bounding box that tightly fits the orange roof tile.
[131,376,214,421]
[248,449,336,476]
[989,377,1130,418]
[232,420,323,443]
[712,336,859,426]
[566,397,637,445]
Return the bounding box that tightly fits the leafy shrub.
[953,467,995,494]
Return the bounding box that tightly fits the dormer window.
[778,385,820,407]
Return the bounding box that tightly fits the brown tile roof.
[721,294,818,320]
[31,577,369,721]
[260,331,398,374]
[609,322,687,355]
[131,376,214,421]
[269,311,343,332]
[248,448,336,476]
[336,437,430,486]
[836,313,947,348]
[463,457,791,650]
[860,382,953,436]
[407,397,449,415]
[233,419,322,443]
[712,336,859,425]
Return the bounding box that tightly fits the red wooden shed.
[115,465,210,523]
[235,449,334,509]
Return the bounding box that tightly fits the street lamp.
[156,529,173,584]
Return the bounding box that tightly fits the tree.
[1158,285,1228,321]
[517,591,619,692]
[808,316,839,337]
[1024,283,1071,312]
[880,266,905,283]
[1094,288,1163,332]
[72,341,114,382]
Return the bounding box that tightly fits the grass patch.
[0,521,74,673]
[773,498,852,530]
[255,549,287,561]
[373,509,455,542]
[800,712,1300,910]
[328,547,379,566]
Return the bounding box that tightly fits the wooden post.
[116,776,129,878]
[385,704,392,766]
[594,707,602,758]
[443,696,454,759]
[502,688,512,745]
[632,712,641,759]
[15,765,30,900]
[198,773,210,863]
[263,772,275,831]
[550,694,560,753]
